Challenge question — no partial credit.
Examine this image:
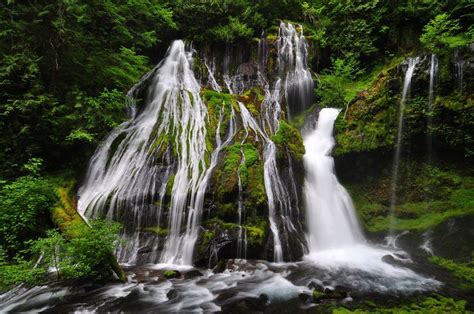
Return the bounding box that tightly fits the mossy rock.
[163,269,180,279]
[271,120,305,161]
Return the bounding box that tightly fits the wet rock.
[224,295,269,312]
[137,245,153,254]
[334,285,350,298]
[382,254,396,265]
[313,287,347,303]
[183,269,204,279]
[259,293,270,306]
[166,289,178,300]
[308,281,324,292]
[299,293,311,303]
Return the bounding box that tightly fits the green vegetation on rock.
[349,163,474,232]
[429,255,474,290]
[333,294,467,313]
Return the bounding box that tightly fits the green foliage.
[22,157,44,177]
[432,94,474,158]
[420,13,465,53]
[31,220,121,281]
[0,0,176,175]
[0,252,45,292]
[0,175,56,258]
[211,17,253,42]
[316,55,362,108]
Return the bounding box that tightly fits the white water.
[303,108,364,250]
[277,22,314,117]
[303,108,438,289]
[389,57,420,229]
[78,40,229,266]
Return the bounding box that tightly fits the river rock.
[183,269,204,279]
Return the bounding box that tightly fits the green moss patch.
[349,163,474,232]
[272,120,305,161]
[429,255,474,290]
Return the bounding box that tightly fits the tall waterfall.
[303,108,364,251]
[277,22,314,118]
[78,40,221,265]
[389,57,420,231]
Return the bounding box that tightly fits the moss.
[224,144,242,173]
[165,174,175,197]
[244,218,267,246]
[205,217,240,231]
[333,295,467,313]
[245,161,266,212]
[350,164,474,233]
[237,87,265,116]
[429,255,474,289]
[51,180,84,235]
[144,227,168,237]
[239,143,259,187]
[48,176,126,282]
[271,121,305,161]
[198,230,215,256]
[163,270,180,279]
[332,57,408,156]
[312,290,325,299]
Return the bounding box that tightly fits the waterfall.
[454,48,464,90]
[302,109,438,291]
[388,57,420,232]
[277,22,314,118]
[303,108,364,251]
[237,100,288,262]
[204,58,222,92]
[78,40,228,266]
[79,22,309,265]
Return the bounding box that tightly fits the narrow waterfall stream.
[277,21,314,117]
[388,57,420,234]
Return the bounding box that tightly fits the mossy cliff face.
[335,48,473,157]
[330,46,473,236]
[195,86,306,264]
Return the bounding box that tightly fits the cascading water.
[303,108,364,251]
[388,57,420,234]
[277,22,314,117]
[303,108,439,289]
[454,48,465,90]
[78,40,230,266]
[426,54,438,200]
[79,22,309,265]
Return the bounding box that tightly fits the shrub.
[0,175,56,259]
[31,220,122,282]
